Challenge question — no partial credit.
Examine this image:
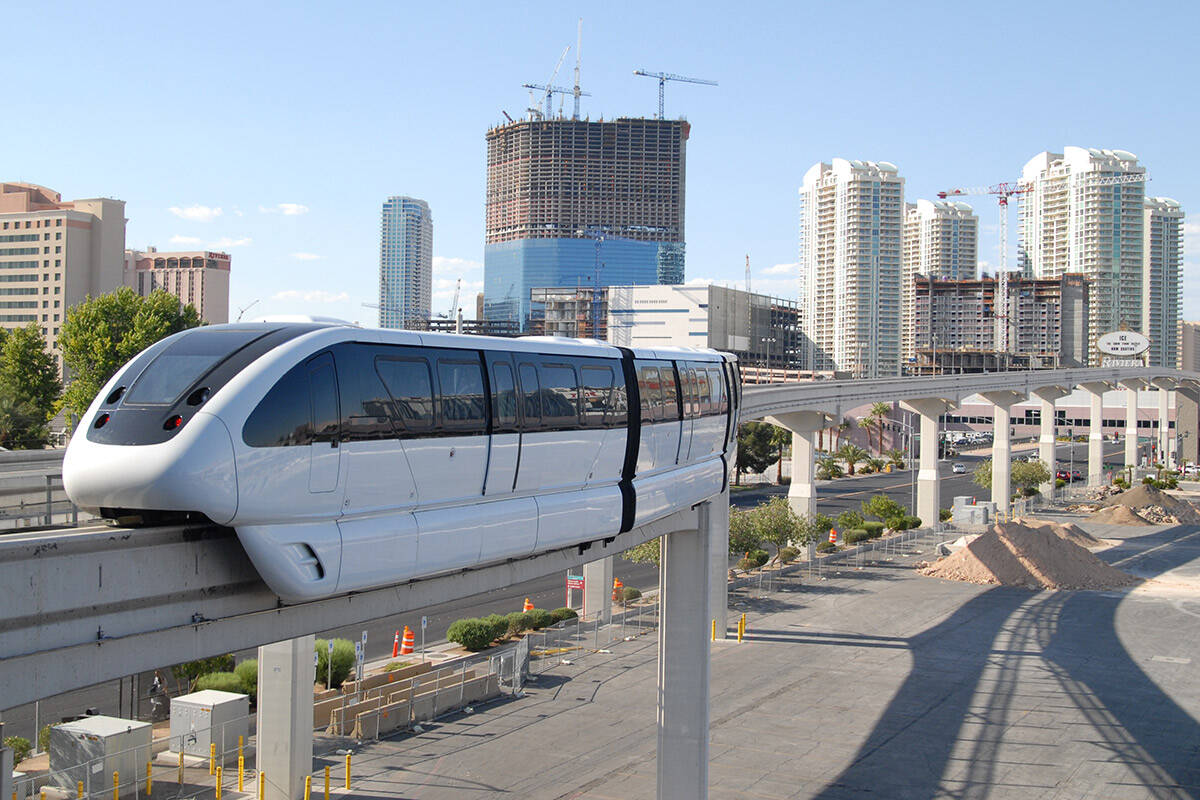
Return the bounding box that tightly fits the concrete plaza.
[326,520,1200,799]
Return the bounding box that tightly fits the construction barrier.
[400,626,415,655]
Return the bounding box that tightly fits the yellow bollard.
[215,767,222,800]
[40,789,45,800]
[77,781,84,800]
[209,743,216,776]
[344,754,351,790]
[146,760,152,796]
[711,619,716,641]
[258,771,265,800]
[112,771,119,800]
[323,767,330,800]
[178,751,185,787]
[238,756,245,792]
[303,776,311,800]
[238,736,244,761]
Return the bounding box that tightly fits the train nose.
[63,412,239,524]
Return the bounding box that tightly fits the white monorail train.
[63,320,740,602]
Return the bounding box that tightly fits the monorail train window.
[695,368,712,416]
[491,362,518,431]
[660,367,681,420]
[580,365,613,427]
[518,363,541,427]
[243,363,312,447]
[375,357,433,431]
[538,363,579,428]
[125,328,262,405]
[437,359,486,432]
[638,364,663,422]
[681,367,699,419]
[308,355,340,442]
[610,376,629,426]
[707,367,729,414]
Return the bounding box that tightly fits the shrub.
[621,586,642,604]
[447,618,495,651]
[1112,477,1129,489]
[527,608,554,629]
[4,736,31,764]
[314,639,356,689]
[481,613,510,641]
[383,662,411,672]
[863,521,884,538]
[836,510,864,530]
[172,654,235,693]
[1055,478,1066,488]
[777,546,799,563]
[549,607,578,624]
[505,611,534,637]
[884,515,905,531]
[749,549,770,567]
[736,556,759,572]
[234,659,257,701]
[816,541,837,553]
[939,508,952,522]
[904,515,922,530]
[843,528,870,544]
[1143,476,1157,486]
[194,672,245,694]
[37,724,59,753]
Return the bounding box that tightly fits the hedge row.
[448,607,579,651]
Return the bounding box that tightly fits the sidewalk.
[323,521,1200,799]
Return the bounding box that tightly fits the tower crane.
[524,44,591,120]
[938,170,1149,366]
[632,69,717,119]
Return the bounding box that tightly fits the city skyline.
[4,1,1196,333]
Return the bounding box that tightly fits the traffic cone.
[522,597,534,612]
[400,626,414,655]
[612,577,624,602]
[828,528,838,545]
[392,630,400,658]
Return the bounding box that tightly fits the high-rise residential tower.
[484,117,687,329]
[1143,197,1184,368]
[124,248,231,324]
[379,196,432,329]
[1018,147,1146,362]
[900,199,978,368]
[0,182,126,372]
[799,159,904,377]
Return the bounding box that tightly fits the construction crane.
[448,278,461,319]
[523,44,591,120]
[938,171,1149,365]
[632,69,717,119]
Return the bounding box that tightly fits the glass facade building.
[379,196,432,329]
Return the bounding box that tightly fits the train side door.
[484,355,520,495]
[307,352,342,493]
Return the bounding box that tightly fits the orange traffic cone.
[612,577,624,602]
[400,626,414,655]
[522,597,534,612]
[392,630,400,658]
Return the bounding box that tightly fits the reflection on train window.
[243,363,312,447]
[638,364,663,422]
[491,362,517,431]
[375,357,434,430]
[518,363,542,428]
[683,368,700,418]
[307,355,340,442]
[539,363,579,428]
[580,365,613,426]
[660,367,680,420]
[437,359,486,432]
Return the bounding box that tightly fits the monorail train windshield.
[124,328,266,405]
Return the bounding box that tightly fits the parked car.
[951,462,967,474]
[1055,470,1071,481]
[1071,470,1082,482]
[1184,464,1199,476]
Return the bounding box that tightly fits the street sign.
[421,616,428,630]
[361,630,368,647]
[327,639,334,654]
[354,641,363,661]
[566,575,585,590]
[313,652,319,668]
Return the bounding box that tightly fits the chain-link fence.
[522,602,660,678]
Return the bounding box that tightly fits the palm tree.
[869,402,892,455]
[837,443,868,476]
[817,455,843,480]
[885,448,906,469]
[858,416,877,455]
[866,457,886,474]
[834,419,850,450]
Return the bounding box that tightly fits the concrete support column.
[900,397,957,528]
[1079,382,1109,486]
[707,489,730,641]
[1178,387,1199,467]
[257,635,316,800]
[1032,386,1068,497]
[1,742,12,800]
[1125,387,1140,470]
[982,391,1023,513]
[1159,388,1171,468]
[583,556,614,624]
[787,427,817,517]
[657,504,712,800]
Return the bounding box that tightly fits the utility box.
[169,690,249,761]
[48,716,151,797]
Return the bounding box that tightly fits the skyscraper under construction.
[483,117,688,329]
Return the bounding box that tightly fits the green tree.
[972,459,992,490]
[857,416,877,455]
[869,402,892,454]
[0,389,50,449]
[837,443,868,476]
[750,497,803,562]
[728,506,762,556]
[771,426,791,483]
[0,324,60,418]
[885,448,906,468]
[623,539,661,566]
[59,288,201,423]
[861,493,905,522]
[1012,460,1052,496]
[736,422,778,482]
[816,455,843,480]
[170,654,234,694]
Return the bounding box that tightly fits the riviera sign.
[1097,331,1150,357]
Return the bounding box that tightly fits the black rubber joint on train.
[617,347,641,533]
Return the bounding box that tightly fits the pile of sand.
[1017,517,1106,547]
[919,521,1139,590]
[1089,505,1151,526]
[1095,484,1200,524]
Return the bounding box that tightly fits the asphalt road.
[0,438,1131,742]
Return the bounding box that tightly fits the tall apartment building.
[1143,197,1185,367]
[900,199,978,367]
[379,196,432,329]
[484,118,687,329]
[0,182,126,370]
[1018,148,1146,363]
[124,248,230,324]
[912,273,1088,373]
[1181,322,1200,373]
[799,159,904,377]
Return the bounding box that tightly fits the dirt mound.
[919,522,1139,590]
[1089,505,1151,526]
[1097,485,1200,523]
[1018,517,1105,547]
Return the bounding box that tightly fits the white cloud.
[762,262,799,276]
[169,205,223,222]
[210,237,252,248]
[685,276,717,286]
[168,235,202,245]
[272,289,349,303]
[260,203,310,216]
[433,255,483,274]
[291,252,322,261]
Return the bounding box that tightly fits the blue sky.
[5,1,1197,325]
